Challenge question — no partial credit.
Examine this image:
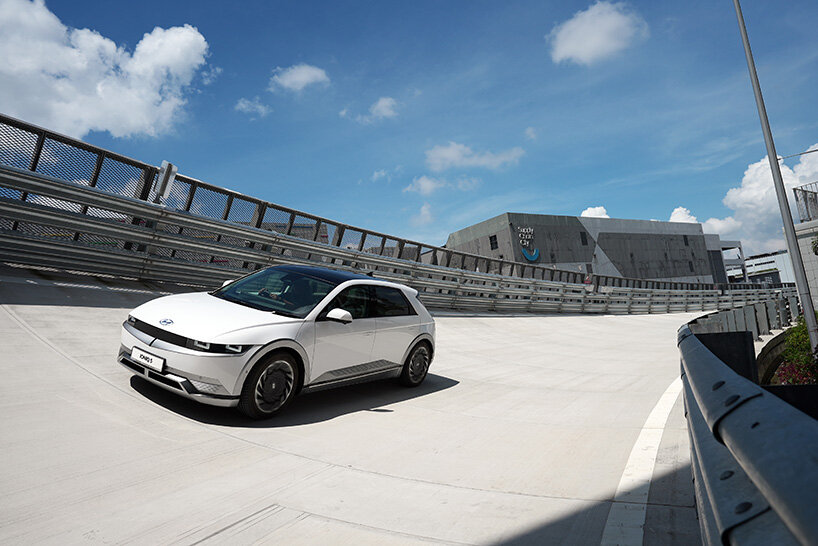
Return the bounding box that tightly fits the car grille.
[130,318,188,348]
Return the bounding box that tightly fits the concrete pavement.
[0,264,702,544]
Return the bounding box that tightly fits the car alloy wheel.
[400,343,430,387]
[240,353,299,418]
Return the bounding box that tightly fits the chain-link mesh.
[261,206,292,233]
[226,197,257,225]
[95,159,146,198]
[290,215,318,240]
[35,139,98,183]
[339,229,363,251]
[403,243,420,262]
[361,235,383,255]
[794,182,818,223]
[189,186,229,219]
[0,123,38,170]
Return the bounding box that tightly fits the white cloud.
[669,206,697,223]
[702,216,741,235]
[371,169,387,182]
[0,0,209,138]
[581,205,610,218]
[234,96,271,118]
[403,174,481,195]
[369,97,398,119]
[525,127,537,140]
[342,96,399,124]
[411,203,434,226]
[201,65,222,85]
[456,177,481,191]
[269,63,329,92]
[425,141,525,172]
[674,143,818,253]
[549,1,648,66]
[404,175,446,196]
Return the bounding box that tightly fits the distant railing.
[793,181,818,223]
[680,304,818,545]
[0,112,792,294]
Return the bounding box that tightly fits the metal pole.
[733,0,818,354]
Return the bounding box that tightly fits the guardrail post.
[766,300,779,330]
[754,302,770,335]
[12,131,47,230]
[744,305,760,340]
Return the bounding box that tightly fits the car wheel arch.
[234,339,308,395]
[401,333,434,366]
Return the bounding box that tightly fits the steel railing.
[679,303,818,545]
[0,112,797,312]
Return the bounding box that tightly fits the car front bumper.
[118,321,255,408]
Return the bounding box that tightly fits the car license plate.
[131,347,164,372]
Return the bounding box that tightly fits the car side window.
[321,285,371,320]
[372,286,415,317]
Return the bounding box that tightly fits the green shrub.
[776,314,818,384]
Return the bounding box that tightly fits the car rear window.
[372,286,415,317]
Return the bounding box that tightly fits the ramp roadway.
[0,264,701,544]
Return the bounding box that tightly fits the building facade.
[444,213,737,283]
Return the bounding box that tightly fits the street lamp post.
[732,0,818,355]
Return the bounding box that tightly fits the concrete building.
[726,250,794,284]
[444,213,738,283]
[793,182,818,305]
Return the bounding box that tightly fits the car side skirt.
[303,360,402,393]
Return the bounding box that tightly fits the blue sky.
[2,0,818,253]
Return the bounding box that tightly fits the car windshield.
[211,268,336,318]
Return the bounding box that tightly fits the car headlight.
[185,339,250,354]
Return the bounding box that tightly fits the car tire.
[399,342,432,387]
[238,352,299,419]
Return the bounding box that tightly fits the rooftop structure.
[444,213,740,284]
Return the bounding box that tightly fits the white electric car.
[119,265,435,418]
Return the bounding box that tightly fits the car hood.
[131,291,302,341]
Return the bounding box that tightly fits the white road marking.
[600,376,683,546]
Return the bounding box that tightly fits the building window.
[489,234,498,250]
[688,260,694,272]
[580,232,588,246]
[684,235,689,246]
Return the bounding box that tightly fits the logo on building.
[517,226,539,262]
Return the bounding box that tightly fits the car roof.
[272,264,380,285]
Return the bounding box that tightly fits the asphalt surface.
[0,263,703,544]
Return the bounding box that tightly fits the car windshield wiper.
[272,309,299,318]
[212,292,271,312]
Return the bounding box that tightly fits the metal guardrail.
[0,112,793,293]
[0,112,798,312]
[679,303,818,545]
[0,164,797,314]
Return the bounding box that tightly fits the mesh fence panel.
[24,194,82,212]
[226,197,258,226]
[362,235,384,255]
[403,243,420,261]
[290,215,318,240]
[95,159,146,198]
[340,229,363,251]
[36,139,97,183]
[261,206,292,233]
[163,178,191,211]
[0,123,38,170]
[190,187,229,219]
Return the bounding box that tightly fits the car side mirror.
[221,279,234,288]
[326,308,353,324]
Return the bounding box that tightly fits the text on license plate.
[131,347,164,372]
